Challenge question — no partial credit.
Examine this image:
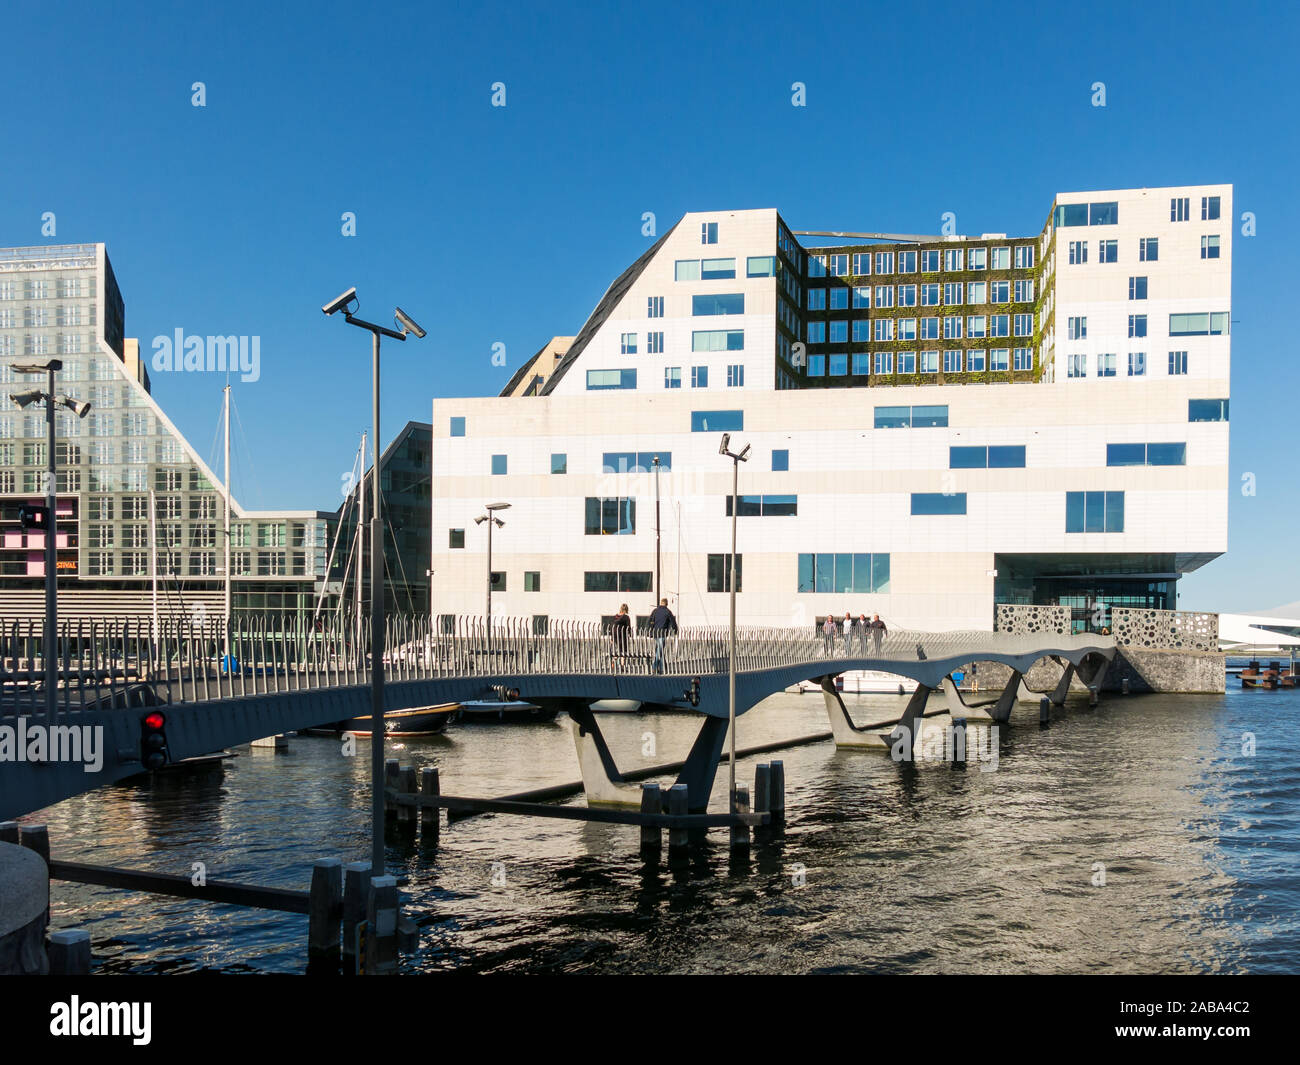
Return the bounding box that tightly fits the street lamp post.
[475,503,510,651]
[10,360,91,722]
[653,455,662,603]
[323,290,426,877]
[718,433,750,817]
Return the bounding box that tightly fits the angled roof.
[539,222,679,395]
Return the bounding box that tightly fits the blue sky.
[2,0,1295,612]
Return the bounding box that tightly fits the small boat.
[589,699,642,713]
[795,670,918,695]
[454,699,557,723]
[304,702,460,737]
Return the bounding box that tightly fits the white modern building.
[430,186,1231,633]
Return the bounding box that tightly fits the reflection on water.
[30,685,1300,973]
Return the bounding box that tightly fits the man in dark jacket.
[870,614,888,654]
[611,604,632,670]
[649,598,678,673]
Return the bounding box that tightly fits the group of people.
[609,599,678,673]
[822,611,888,655]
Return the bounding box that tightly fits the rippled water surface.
[30,683,1300,974]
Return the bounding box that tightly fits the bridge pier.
[567,705,642,806]
[987,670,1024,724]
[938,676,995,721]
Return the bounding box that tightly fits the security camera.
[322,287,358,317]
[475,516,488,525]
[9,389,43,409]
[61,397,92,419]
[719,432,731,454]
[394,307,426,339]
[738,443,751,461]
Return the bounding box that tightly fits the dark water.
[29,682,1300,974]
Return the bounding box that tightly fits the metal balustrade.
[0,614,1115,718]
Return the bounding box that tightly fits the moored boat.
[455,699,557,723]
[304,702,460,737]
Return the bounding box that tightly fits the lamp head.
[9,389,44,409]
[719,432,730,455]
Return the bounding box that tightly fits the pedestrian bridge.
[0,615,1115,820]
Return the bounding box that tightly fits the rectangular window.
[967,349,986,372]
[874,252,894,275]
[921,250,941,272]
[1066,491,1124,533]
[1188,398,1229,422]
[1168,350,1188,375]
[602,452,671,473]
[943,316,964,340]
[807,354,825,377]
[829,254,850,276]
[692,329,743,351]
[852,286,871,309]
[897,318,916,341]
[647,331,664,353]
[990,280,1010,303]
[450,416,465,437]
[524,571,541,592]
[691,410,743,432]
[829,320,848,343]
[912,492,967,515]
[875,405,910,429]
[691,365,708,388]
[944,282,963,306]
[912,404,948,427]
[990,314,1010,337]
[808,322,826,345]
[700,258,736,279]
[725,494,798,517]
[551,453,567,474]
[1014,280,1034,303]
[1169,312,1229,336]
[701,221,718,244]
[1013,347,1033,371]
[943,349,962,373]
[1129,276,1148,300]
[967,281,987,304]
[1139,237,1158,261]
[951,445,1026,468]
[1128,314,1147,338]
[991,247,1010,270]
[1068,316,1087,340]
[852,320,871,342]
[875,285,894,309]
[1089,202,1118,225]
[920,283,941,306]
[1014,245,1035,269]
[798,552,890,594]
[852,353,871,375]
[707,553,741,593]
[1067,353,1087,378]
[1127,352,1146,376]
[808,255,827,278]
[1171,197,1190,222]
[586,368,637,390]
[491,454,507,475]
[897,351,916,374]
[968,248,987,271]
[1069,240,1087,265]
[919,350,938,374]
[692,293,744,316]
[920,317,940,340]
[874,351,893,375]
[808,289,827,310]
[1107,442,1186,466]
[852,253,871,275]
[1097,353,1117,377]
[727,364,744,387]
[621,332,637,354]
[675,259,701,281]
[874,319,894,342]
[1014,313,1033,337]
[829,288,848,311]
[1201,235,1221,259]
[648,295,664,317]
[665,366,681,388]
[1098,239,1118,263]
[828,353,848,376]
[967,315,987,338]
[747,255,776,277]
[772,448,789,471]
[990,348,1010,371]
[897,250,917,273]
[584,496,637,535]
[1201,195,1221,221]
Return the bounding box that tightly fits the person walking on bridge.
[649,598,677,673]
[822,614,837,655]
[610,604,632,671]
[842,611,854,655]
[870,613,888,655]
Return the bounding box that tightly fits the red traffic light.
[143,711,166,730]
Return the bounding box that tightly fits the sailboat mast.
[223,385,232,653]
[356,431,366,653]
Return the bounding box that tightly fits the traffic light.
[18,504,49,531]
[139,710,169,770]
[682,677,700,707]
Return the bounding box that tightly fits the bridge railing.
[0,614,1113,716]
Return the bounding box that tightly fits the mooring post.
[770,760,786,830]
[0,821,18,845]
[639,783,663,856]
[730,786,751,853]
[341,862,371,976]
[365,874,399,976]
[1121,677,1130,695]
[950,718,967,767]
[753,764,771,841]
[308,858,343,972]
[384,759,400,816]
[1039,697,1051,725]
[47,929,91,975]
[667,783,689,854]
[397,766,417,826]
[18,824,49,865]
[420,767,440,843]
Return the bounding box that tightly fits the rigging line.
[230,401,266,511]
[381,509,420,617]
[311,439,365,623]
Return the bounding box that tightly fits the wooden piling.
[639,784,662,855]
[384,759,400,816]
[667,783,689,852]
[1039,697,1051,725]
[752,764,771,840]
[365,874,399,976]
[950,719,967,767]
[1121,677,1130,695]
[769,760,786,828]
[307,858,343,971]
[341,862,371,976]
[397,766,417,825]
[420,767,440,842]
[730,787,751,852]
[18,824,49,864]
[47,929,91,975]
[0,821,18,845]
